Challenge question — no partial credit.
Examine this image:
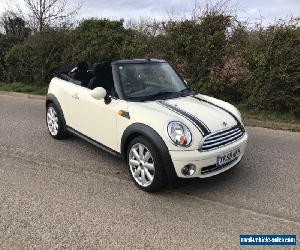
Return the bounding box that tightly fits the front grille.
[201,125,245,151]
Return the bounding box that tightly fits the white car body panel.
[49,78,119,151]
[71,90,118,151]
[125,100,201,151]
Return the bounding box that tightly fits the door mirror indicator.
[91,87,107,100]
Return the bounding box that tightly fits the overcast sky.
[1,0,299,25]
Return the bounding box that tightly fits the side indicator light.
[118,110,130,119]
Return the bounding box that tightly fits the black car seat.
[73,61,92,88]
[88,62,114,95]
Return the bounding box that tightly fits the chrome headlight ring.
[165,121,192,147]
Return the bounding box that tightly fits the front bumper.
[169,132,248,178]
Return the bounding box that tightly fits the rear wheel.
[46,103,66,139]
[127,136,166,192]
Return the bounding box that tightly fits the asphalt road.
[0,95,299,249]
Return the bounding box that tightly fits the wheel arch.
[46,94,66,130]
[121,123,177,183]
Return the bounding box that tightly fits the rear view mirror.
[91,87,107,100]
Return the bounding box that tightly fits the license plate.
[216,148,241,167]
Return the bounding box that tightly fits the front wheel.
[127,136,167,192]
[46,103,66,139]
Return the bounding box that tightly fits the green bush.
[5,43,33,83]
[70,19,129,63]
[0,34,20,81]
[5,29,71,85]
[246,22,300,112]
[0,12,299,115]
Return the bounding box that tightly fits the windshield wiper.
[142,91,177,101]
[141,88,195,101]
[179,87,195,96]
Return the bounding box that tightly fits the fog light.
[181,164,196,176]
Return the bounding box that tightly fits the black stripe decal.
[157,101,210,136]
[192,96,242,128]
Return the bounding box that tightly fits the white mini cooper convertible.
[46,59,248,192]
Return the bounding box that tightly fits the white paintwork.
[91,87,107,100]
[48,77,248,178]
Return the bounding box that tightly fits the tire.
[46,103,66,139]
[127,136,167,192]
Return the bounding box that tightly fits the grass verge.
[0,82,47,95]
[238,104,300,132]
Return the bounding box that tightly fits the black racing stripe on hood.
[157,101,210,136]
[192,96,243,128]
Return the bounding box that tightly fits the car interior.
[55,61,116,97]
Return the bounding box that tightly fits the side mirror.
[91,87,107,100]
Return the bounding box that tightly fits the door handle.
[72,93,79,100]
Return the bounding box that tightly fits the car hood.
[127,94,242,151]
[161,96,237,133]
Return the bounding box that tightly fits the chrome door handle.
[72,94,79,100]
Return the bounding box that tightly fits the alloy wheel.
[129,143,155,187]
[47,107,59,136]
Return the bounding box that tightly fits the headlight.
[166,121,192,147]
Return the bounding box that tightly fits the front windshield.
[117,62,190,101]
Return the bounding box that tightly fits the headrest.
[77,61,89,72]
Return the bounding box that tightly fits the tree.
[22,0,81,32]
[0,11,31,40]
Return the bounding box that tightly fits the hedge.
[1,14,299,115]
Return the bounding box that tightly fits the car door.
[53,79,82,128]
[69,87,119,151]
